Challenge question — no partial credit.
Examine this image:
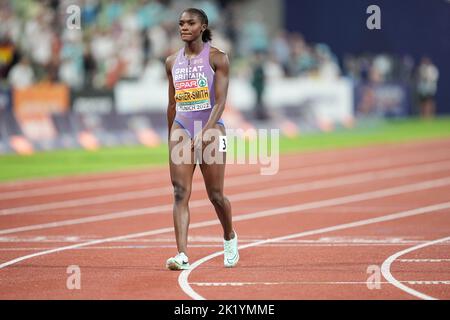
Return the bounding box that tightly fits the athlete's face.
[179,12,206,42]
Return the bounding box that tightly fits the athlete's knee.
[173,182,191,204]
[208,189,225,207]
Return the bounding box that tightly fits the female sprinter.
[165,8,238,270]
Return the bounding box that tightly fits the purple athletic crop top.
[172,42,224,139]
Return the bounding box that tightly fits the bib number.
[219,136,227,152]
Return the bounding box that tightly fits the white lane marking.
[398,259,450,263]
[381,235,450,300]
[0,138,424,190]
[4,243,449,251]
[0,187,172,216]
[405,280,450,285]
[0,204,173,235]
[1,159,450,236]
[0,235,439,245]
[0,245,425,251]
[0,245,224,251]
[2,150,450,215]
[0,150,336,200]
[0,175,162,201]
[0,170,150,188]
[1,179,450,272]
[190,281,450,286]
[178,201,450,300]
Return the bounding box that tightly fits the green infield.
[1,117,449,182]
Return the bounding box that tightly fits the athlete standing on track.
[165,8,239,270]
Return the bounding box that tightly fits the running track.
[0,138,449,300]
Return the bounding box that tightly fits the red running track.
[0,138,449,300]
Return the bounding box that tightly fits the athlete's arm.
[166,55,177,142]
[205,49,230,130]
[192,49,229,150]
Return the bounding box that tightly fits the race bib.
[175,76,211,112]
[219,135,227,152]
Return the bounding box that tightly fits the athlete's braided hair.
[183,8,212,42]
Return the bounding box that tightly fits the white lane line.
[0,245,225,251]
[0,171,146,188]
[190,281,450,286]
[0,187,171,216]
[0,205,173,235]
[1,138,448,193]
[3,243,448,251]
[0,245,412,251]
[398,259,450,262]
[0,161,450,240]
[1,244,446,251]
[0,175,163,201]
[178,201,450,300]
[0,168,168,194]
[0,141,431,199]
[381,235,450,300]
[0,148,337,200]
[403,280,450,285]
[1,179,450,271]
[1,235,438,245]
[1,160,450,235]
[2,150,450,215]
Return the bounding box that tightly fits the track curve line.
[381,235,450,300]
[179,202,450,300]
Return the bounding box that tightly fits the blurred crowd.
[0,0,439,118]
[344,53,416,84]
[345,53,439,117]
[0,0,342,91]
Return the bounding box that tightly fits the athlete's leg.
[199,123,234,240]
[169,121,196,255]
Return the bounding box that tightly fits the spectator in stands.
[270,30,290,75]
[59,56,83,89]
[0,0,344,93]
[82,45,97,88]
[239,13,269,56]
[8,56,35,88]
[416,57,439,118]
[287,33,317,77]
[251,51,268,120]
[264,53,285,82]
[0,36,18,80]
[315,43,340,80]
[141,56,165,81]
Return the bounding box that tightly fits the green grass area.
[0,145,168,182]
[279,117,450,153]
[1,117,450,182]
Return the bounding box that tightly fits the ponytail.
[202,28,212,42]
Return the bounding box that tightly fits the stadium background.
[1,0,450,303]
[0,0,449,177]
